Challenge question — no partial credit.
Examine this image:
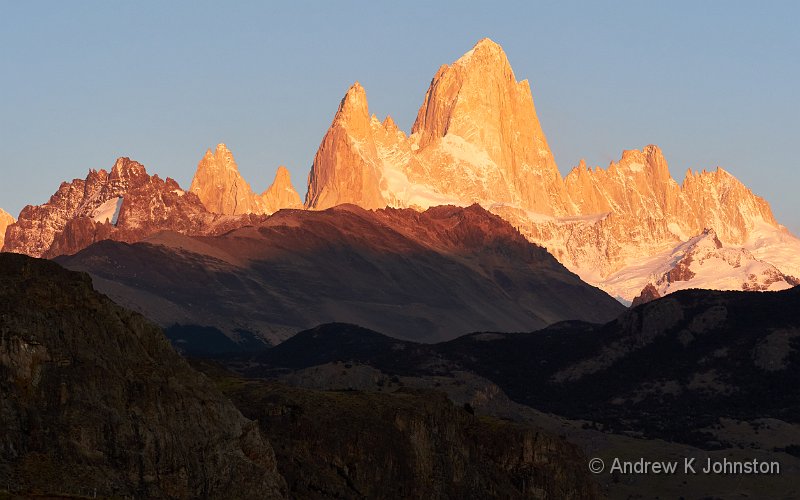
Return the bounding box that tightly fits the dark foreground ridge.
[0,253,286,498]
[0,254,599,499]
[194,360,599,499]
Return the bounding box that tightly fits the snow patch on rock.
[91,197,124,225]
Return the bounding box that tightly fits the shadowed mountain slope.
[57,204,624,344]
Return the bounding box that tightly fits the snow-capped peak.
[631,229,799,305]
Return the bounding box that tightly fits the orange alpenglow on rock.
[0,208,16,250]
[563,144,776,242]
[190,143,301,215]
[3,157,222,258]
[303,37,799,300]
[410,38,569,215]
[305,38,569,214]
[5,37,797,303]
[263,166,302,213]
[305,82,387,210]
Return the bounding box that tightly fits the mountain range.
[301,38,800,301]
[221,288,800,498]
[3,38,796,304]
[3,35,799,500]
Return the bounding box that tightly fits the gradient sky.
[2,1,798,234]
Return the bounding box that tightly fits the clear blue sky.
[2,1,798,234]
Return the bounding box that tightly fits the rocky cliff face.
[0,253,286,498]
[305,82,388,210]
[190,144,301,215]
[513,146,792,296]
[197,361,598,500]
[190,143,263,215]
[0,208,14,250]
[305,39,568,214]
[3,157,270,259]
[263,166,302,213]
[410,38,569,215]
[562,146,776,247]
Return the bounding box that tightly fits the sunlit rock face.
[0,208,15,250]
[305,82,389,210]
[305,38,568,214]
[3,157,268,259]
[190,143,301,215]
[304,38,799,301]
[408,38,569,215]
[262,166,302,213]
[516,145,790,299]
[4,158,165,258]
[5,37,797,303]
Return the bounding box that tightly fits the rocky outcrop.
[0,208,14,250]
[0,253,286,498]
[410,38,569,215]
[305,83,388,210]
[631,283,661,307]
[3,157,269,259]
[190,143,263,215]
[305,39,568,214]
[189,144,301,215]
[262,166,302,213]
[198,362,598,500]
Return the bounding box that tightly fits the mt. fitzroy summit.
[306,38,569,215]
[304,38,800,301]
